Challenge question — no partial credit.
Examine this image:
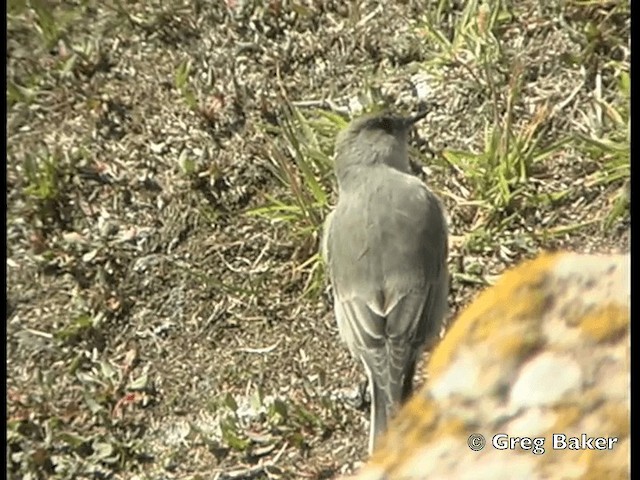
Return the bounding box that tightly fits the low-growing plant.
[249,102,347,297]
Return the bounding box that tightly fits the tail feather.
[367,357,414,454]
[369,378,391,454]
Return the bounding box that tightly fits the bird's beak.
[404,111,428,129]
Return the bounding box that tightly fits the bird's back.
[328,166,447,306]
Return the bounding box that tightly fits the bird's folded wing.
[333,288,435,404]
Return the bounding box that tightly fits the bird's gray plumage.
[322,111,449,454]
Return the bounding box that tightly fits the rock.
[348,251,629,480]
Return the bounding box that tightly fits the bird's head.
[333,111,427,183]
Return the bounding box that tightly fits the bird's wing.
[334,285,441,396]
[332,293,396,450]
[333,290,433,451]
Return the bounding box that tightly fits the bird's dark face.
[349,110,428,138]
[334,111,427,176]
[352,114,408,138]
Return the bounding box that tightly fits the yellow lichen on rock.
[348,252,629,480]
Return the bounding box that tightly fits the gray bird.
[322,111,449,454]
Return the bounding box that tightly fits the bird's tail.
[367,357,409,454]
[369,377,390,454]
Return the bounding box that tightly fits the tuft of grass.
[175,59,199,110]
[418,0,629,251]
[30,0,70,49]
[7,79,39,107]
[421,2,572,228]
[574,66,630,229]
[560,1,630,230]
[22,147,69,229]
[249,102,347,297]
[7,1,115,107]
[12,0,81,51]
[20,146,89,232]
[23,150,63,204]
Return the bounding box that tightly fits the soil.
[6,1,629,479]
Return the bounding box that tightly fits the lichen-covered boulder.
[350,252,629,480]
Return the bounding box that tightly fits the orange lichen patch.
[370,395,438,470]
[578,304,629,343]
[368,398,470,473]
[391,397,438,441]
[549,405,583,432]
[430,417,467,438]
[577,447,630,480]
[569,382,610,405]
[428,252,559,379]
[579,468,629,480]
[495,329,545,359]
[594,403,630,439]
[467,287,547,345]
